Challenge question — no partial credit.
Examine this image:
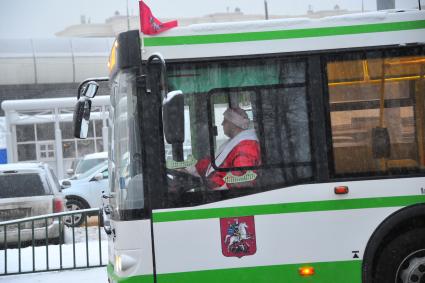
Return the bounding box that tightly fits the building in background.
[0,38,113,115]
[1,96,110,178]
[0,38,113,173]
[56,7,360,38]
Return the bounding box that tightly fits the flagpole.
[139,1,145,55]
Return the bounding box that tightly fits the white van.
[66,152,108,177]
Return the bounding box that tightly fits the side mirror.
[66,168,74,176]
[73,98,92,138]
[81,81,99,99]
[372,127,390,159]
[61,180,71,189]
[91,173,104,182]
[163,90,185,160]
[163,90,185,143]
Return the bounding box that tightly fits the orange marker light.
[299,266,315,276]
[334,186,349,194]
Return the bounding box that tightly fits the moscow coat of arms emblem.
[219,216,257,258]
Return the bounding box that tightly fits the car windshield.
[74,157,107,175]
[75,161,108,180]
[0,173,46,198]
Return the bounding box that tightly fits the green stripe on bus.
[107,264,154,283]
[157,260,362,283]
[109,260,361,283]
[143,20,425,47]
[153,195,425,223]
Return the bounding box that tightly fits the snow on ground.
[0,267,107,283]
[0,226,109,281]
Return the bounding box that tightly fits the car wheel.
[64,199,86,227]
[373,228,425,283]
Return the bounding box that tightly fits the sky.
[0,0,422,38]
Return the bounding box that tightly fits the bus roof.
[141,9,425,60]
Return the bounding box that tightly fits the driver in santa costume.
[186,107,261,190]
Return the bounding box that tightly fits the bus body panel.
[103,9,425,283]
[108,219,154,282]
[151,177,425,280]
[143,29,424,60]
[155,177,425,211]
[142,11,425,60]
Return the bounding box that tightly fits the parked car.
[66,151,108,177]
[0,163,65,245]
[62,161,108,226]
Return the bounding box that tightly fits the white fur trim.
[206,129,258,176]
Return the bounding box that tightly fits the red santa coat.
[195,130,261,190]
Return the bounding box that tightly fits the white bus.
[74,9,425,283]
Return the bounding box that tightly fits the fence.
[0,208,107,276]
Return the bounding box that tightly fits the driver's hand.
[175,168,189,173]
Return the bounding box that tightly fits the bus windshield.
[109,70,144,218]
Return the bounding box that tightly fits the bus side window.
[327,51,425,176]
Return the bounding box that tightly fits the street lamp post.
[126,0,130,30]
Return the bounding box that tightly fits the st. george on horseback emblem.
[220,216,256,258]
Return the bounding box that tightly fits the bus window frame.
[206,84,313,173]
[323,46,425,180]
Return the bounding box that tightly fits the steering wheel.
[166,168,203,193]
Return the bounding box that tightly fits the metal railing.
[0,208,107,276]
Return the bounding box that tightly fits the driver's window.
[164,57,314,207]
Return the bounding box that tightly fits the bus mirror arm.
[146,53,167,99]
[77,77,109,99]
[73,77,109,140]
[146,53,185,160]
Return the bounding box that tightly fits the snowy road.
[0,267,107,282]
[0,226,109,282]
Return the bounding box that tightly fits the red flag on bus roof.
[139,1,178,35]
